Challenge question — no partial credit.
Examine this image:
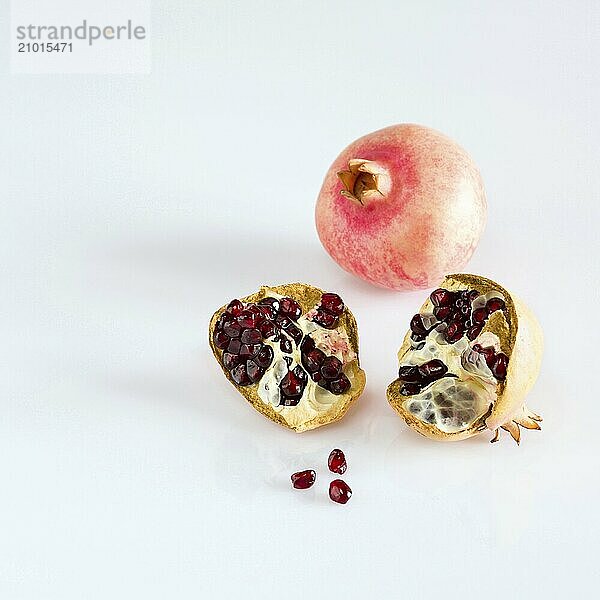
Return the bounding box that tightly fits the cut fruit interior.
[209,283,366,432]
[387,274,543,444]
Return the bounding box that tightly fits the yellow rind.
[209,283,366,433]
[387,274,543,444]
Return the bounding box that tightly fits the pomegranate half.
[209,283,366,432]
[387,274,543,444]
[315,124,487,290]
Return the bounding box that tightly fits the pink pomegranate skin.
[315,124,487,291]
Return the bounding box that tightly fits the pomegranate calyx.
[337,159,391,206]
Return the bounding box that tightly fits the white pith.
[400,291,506,434]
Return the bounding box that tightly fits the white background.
[2,2,599,599]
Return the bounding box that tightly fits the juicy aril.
[209,283,366,432]
[387,274,543,444]
[315,124,486,291]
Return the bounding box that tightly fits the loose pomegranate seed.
[491,353,509,380]
[291,469,316,489]
[230,363,251,385]
[222,352,240,370]
[302,348,325,373]
[320,293,345,316]
[312,309,338,329]
[430,288,454,307]
[486,298,506,313]
[227,339,242,354]
[213,330,230,349]
[254,345,274,368]
[223,322,242,338]
[329,479,352,504]
[328,449,347,474]
[329,375,350,394]
[472,307,488,323]
[410,314,427,335]
[279,297,302,320]
[417,359,447,381]
[320,356,342,379]
[467,323,484,340]
[398,365,420,382]
[226,299,244,316]
[240,328,261,344]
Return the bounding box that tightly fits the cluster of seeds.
[291,448,352,504]
[398,359,452,396]
[410,287,506,344]
[213,292,351,407]
[473,344,509,381]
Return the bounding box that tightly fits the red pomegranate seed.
[434,306,452,321]
[401,382,421,396]
[240,328,262,344]
[238,311,259,329]
[486,298,506,313]
[320,356,342,379]
[398,365,419,382]
[226,299,244,316]
[246,359,264,383]
[230,364,250,385]
[280,368,306,398]
[445,320,464,342]
[291,469,316,489]
[222,352,240,370]
[328,449,347,474]
[329,479,352,504]
[467,323,484,340]
[430,288,454,307]
[472,307,488,323]
[312,309,338,329]
[320,293,345,316]
[491,353,509,380]
[227,339,242,354]
[254,345,274,368]
[417,359,447,381]
[410,314,427,335]
[328,375,350,394]
[213,330,230,349]
[259,320,277,339]
[223,322,242,338]
[302,348,325,373]
[239,344,260,359]
[279,297,302,320]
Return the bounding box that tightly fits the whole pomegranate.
[315,124,487,290]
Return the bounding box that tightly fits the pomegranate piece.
[329,479,352,504]
[291,469,316,489]
[209,284,367,432]
[320,293,345,316]
[328,449,347,474]
[387,274,543,445]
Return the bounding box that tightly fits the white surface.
[2,2,599,598]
